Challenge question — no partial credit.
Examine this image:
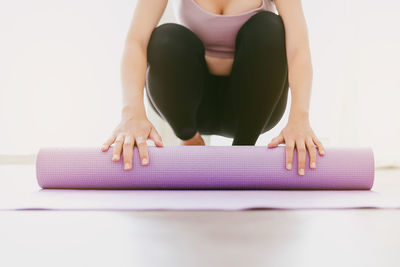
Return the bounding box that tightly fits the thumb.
[149,127,163,147]
[268,135,284,148]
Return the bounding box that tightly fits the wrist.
[288,110,309,123]
[121,102,147,120]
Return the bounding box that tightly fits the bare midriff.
[205,55,234,76]
[194,0,265,76]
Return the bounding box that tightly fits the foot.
[180,132,205,146]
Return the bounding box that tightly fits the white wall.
[0,0,399,167]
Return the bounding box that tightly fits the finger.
[101,134,116,151]
[312,136,325,156]
[306,137,317,169]
[285,140,295,170]
[149,127,163,147]
[135,135,149,165]
[112,134,125,162]
[122,135,134,170]
[268,135,284,148]
[296,140,306,176]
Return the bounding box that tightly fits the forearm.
[120,40,148,119]
[287,47,313,123]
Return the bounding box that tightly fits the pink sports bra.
[171,0,275,58]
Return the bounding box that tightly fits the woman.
[101,0,325,175]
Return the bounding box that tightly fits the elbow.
[124,34,148,54]
[287,46,312,70]
[124,38,145,52]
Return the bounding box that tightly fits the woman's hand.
[267,118,325,175]
[101,114,163,170]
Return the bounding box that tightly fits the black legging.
[145,10,289,145]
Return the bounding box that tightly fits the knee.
[236,11,286,52]
[174,126,197,141]
[263,105,286,132]
[147,23,205,64]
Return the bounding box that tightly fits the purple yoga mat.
[36,146,374,190]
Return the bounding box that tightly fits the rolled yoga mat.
[36,146,374,190]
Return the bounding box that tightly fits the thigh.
[219,11,289,138]
[144,23,208,118]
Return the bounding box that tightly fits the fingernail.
[311,162,316,168]
[321,150,325,155]
[287,163,292,170]
[299,169,305,176]
[112,155,118,161]
[125,163,130,169]
[142,158,148,165]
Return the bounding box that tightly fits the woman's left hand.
[267,118,325,175]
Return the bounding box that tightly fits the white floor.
[0,166,400,267]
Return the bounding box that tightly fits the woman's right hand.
[101,114,163,170]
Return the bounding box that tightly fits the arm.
[120,0,168,118]
[278,0,312,121]
[102,0,168,170]
[268,0,325,175]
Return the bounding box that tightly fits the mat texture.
[36,146,374,190]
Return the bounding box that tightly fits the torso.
[172,0,274,76]
[205,54,234,76]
